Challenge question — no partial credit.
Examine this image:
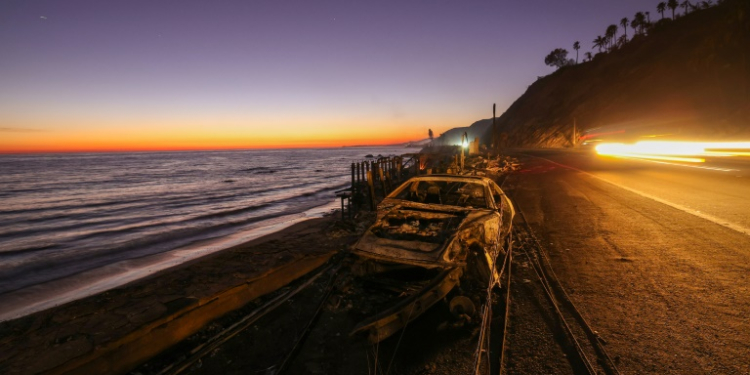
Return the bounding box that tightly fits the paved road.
[507,149,750,374]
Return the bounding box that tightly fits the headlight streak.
[594,141,750,172]
[604,153,706,163]
[595,141,750,161]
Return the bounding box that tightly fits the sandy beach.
[0,211,368,375]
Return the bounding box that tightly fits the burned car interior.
[370,209,464,246]
[394,180,491,209]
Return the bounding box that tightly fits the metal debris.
[348,175,515,343]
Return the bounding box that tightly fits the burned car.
[349,175,514,343]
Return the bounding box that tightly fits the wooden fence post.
[367,170,375,211]
[378,167,386,195]
[398,157,402,178]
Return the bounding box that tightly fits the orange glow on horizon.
[0,137,420,153]
[0,127,431,154]
[0,113,461,154]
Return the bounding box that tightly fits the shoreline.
[0,199,340,323]
[0,203,365,374]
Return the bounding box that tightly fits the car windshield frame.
[389,178,492,209]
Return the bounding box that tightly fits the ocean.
[0,147,415,320]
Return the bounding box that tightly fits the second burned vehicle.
[349,175,514,343]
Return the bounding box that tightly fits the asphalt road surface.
[507,149,750,374]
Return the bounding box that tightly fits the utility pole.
[572,117,577,147]
[492,103,496,149]
[493,103,496,125]
[460,132,468,173]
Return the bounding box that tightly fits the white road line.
[530,155,750,237]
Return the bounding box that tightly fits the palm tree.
[593,36,606,52]
[605,24,618,50]
[617,35,627,48]
[681,0,692,14]
[668,0,679,18]
[573,41,581,63]
[634,12,647,34]
[584,52,592,62]
[620,17,629,41]
[657,2,667,19]
[646,11,651,24]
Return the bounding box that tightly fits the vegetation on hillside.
[545,0,731,69]
[496,0,749,148]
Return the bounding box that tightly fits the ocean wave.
[0,147,412,300]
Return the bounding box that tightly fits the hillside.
[435,118,494,146]
[493,0,750,148]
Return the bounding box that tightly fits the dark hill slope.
[435,118,493,146]
[494,0,750,147]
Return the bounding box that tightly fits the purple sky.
[1,0,664,150]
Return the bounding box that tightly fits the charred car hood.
[353,201,498,267]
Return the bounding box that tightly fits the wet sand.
[0,203,339,323]
[0,212,366,375]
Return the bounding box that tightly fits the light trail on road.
[595,141,750,163]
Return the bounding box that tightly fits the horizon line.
[0,143,420,155]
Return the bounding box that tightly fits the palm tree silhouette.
[681,0,692,14]
[593,36,606,53]
[668,0,679,18]
[657,2,667,19]
[605,24,618,50]
[620,17,629,41]
[584,52,592,62]
[617,35,627,48]
[634,12,647,35]
[646,11,651,24]
[573,41,581,64]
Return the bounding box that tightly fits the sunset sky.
[1,0,659,153]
